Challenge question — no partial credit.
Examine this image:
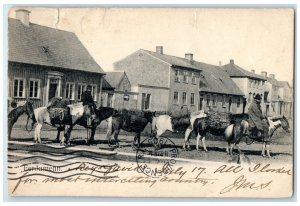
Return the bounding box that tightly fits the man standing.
[81,85,97,123]
[248,94,269,141]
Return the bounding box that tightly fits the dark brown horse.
[57,106,116,144]
[106,109,155,148]
[8,100,36,140]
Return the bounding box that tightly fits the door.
[48,78,58,100]
[199,97,203,110]
[107,93,114,107]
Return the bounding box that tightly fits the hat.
[254,94,262,100]
[86,85,92,90]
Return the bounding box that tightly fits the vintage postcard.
[7,7,294,197]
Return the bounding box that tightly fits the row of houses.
[8,9,293,118]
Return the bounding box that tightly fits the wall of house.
[114,50,171,88]
[169,67,200,113]
[135,86,170,111]
[199,92,244,114]
[8,62,104,108]
[101,91,138,110]
[8,62,47,108]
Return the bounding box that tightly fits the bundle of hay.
[206,111,232,131]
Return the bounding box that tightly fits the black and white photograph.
[6,7,294,197]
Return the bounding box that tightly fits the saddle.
[48,108,69,121]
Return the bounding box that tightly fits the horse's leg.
[56,126,63,143]
[8,122,12,140]
[261,142,266,157]
[113,129,120,148]
[230,143,234,156]
[183,128,192,150]
[35,123,42,143]
[266,142,271,158]
[88,126,96,145]
[196,133,201,151]
[202,136,208,152]
[226,142,230,155]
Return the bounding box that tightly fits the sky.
[8,8,294,84]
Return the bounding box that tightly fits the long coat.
[248,102,268,132]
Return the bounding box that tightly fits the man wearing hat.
[248,94,269,141]
[81,85,97,124]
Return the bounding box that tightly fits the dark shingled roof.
[102,78,114,90]
[105,71,125,88]
[8,18,104,74]
[193,62,245,96]
[141,49,201,71]
[222,62,266,81]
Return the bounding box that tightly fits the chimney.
[16,9,31,26]
[269,74,275,79]
[219,61,222,66]
[261,71,267,78]
[251,69,255,73]
[156,46,163,54]
[230,59,234,64]
[185,53,193,61]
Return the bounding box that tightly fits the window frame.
[29,78,40,99]
[65,82,75,100]
[175,70,180,82]
[237,97,241,108]
[222,95,226,108]
[90,84,97,101]
[191,72,196,84]
[183,71,189,83]
[182,92,187,105]
[173,91,179,104]
[206,95,211,107]
[13,77,26,98]
[190,93,195,105]
[77,83,87,101]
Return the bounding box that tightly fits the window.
[237,98,241,108]
[77,84,86,101]
[29,79,40,98]
[182,92,187,105]
[212,95,217,107]
[206,95,211,106]
[174,91,179,104]
[90,84,97,101]
[183,71,189,83]
[66,82,75,100]
[142,93,151,110]
[13,78,25,98]
[222,95,226,107]
[107,93,114,107]
[190,93,195,105]
[175,70,180,82]
[191,73,196,84]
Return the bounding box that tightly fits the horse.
[232,115,291,158]
[8,100,36,140]
[184,113,249,153]
[58,106,116,144]
[34,102,115,144]
[106,109,156,148]
[151,110,207,149]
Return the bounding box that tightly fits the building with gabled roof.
[222,59,267,113]
[8,10,105,107]
[114,46,245,113]
[101,71,138,110]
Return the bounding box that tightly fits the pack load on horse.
[8,99,36,140]
[46,97,71,126]
[106,109,155,148]
[152,107,207,149]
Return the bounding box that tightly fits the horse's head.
[144,111,156,123]
[281,115,291,133]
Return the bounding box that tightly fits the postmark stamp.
[136,137,179,178]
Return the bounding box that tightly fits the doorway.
[48,78,58,100]
[141,93,151,110]
[199,97,204,110]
